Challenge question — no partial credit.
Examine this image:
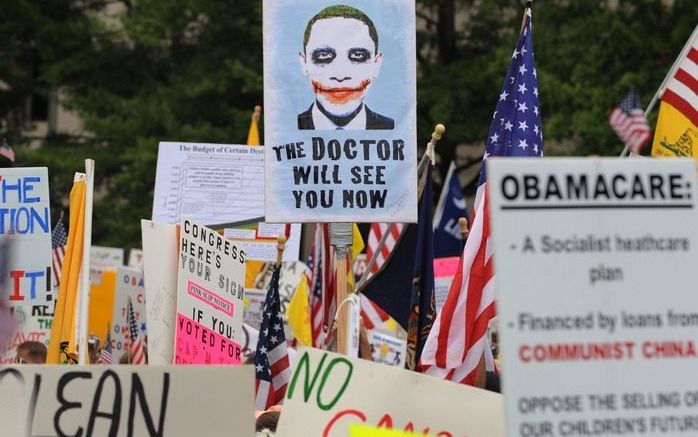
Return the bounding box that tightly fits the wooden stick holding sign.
[276,234,287,267]
[329,223,353,355]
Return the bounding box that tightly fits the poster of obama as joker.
[264,1,418,223]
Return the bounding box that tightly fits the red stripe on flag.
[663,89,698,127]
[675,68,698,96]
[687,47,698,65]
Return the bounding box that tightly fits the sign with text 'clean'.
[0,365,254,436]
[276,348,504,437]
[489,158,698,437]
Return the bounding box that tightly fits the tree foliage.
[3,0,696,247]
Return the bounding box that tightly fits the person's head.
[256,411,280,434]
[299,5,382,116]
[16,341,47,364]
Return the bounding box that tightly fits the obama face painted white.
[299,17,383,116]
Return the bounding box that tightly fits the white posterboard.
[175,219,246,364]
[276,348,504,437]
[224,222,302,262]
[128,248,144,269]
[110,267,147,359]
[90,246,125,270]
[488,158,698,437]
[141,220,178,365]
[152,142,264,226]
[0,167,53,305]
[263,0,418,222]
[0,304,53,363]
[0,365,254,436]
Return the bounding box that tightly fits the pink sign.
[175,314,242,364]
[434,256,460,278]
[187,280,234,316]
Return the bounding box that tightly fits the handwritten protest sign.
[0,304,53,363]
[263,0,417,222]
[0,365,254,436]
[0,167,53,305]
[109,267,147,360]
[276,348,504,437]
[175,219,246,364]
[488,158,698,436]
[128,248,144,269]
[142,219,178,365]
[350,424,431,437]
[91,245,124,270]
[152,142,264,226]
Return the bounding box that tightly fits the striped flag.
[98,327,113,364]
[127,298,146,364]
[0,139,15,163]
[51,220,68,288]
[609,90,652,153]
[366,223,404,273]
[254,266,291,410]
[307,225,326,348]
[420,8,543,385]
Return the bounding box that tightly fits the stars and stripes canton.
[127,298,146,364]
[609,90,652,153]
[254,267,291,410]
[51,220,68,290]
[366,223,404,274]
[98,328,113,364]
[0,140,15,163]
[662,36,698,126]
[420,10,542,385]
[307,226,326,348]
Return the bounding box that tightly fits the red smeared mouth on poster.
[312,80,371,104]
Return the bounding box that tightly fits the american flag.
[254,267,291,410]
[420,9,543,385]
[127,298,146,364]
[0,139,15,163]
[366,223,404,274]
[98,327,113,364]
[609,90,652,153]
[51,220,68,289]
[660,34,698,126]
[307,225,326,348]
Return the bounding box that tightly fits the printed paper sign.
[141,220,179,365]
[368,331,406,368]
[90,246,124,270]
[0,167,53,305]
[110,267,147,359]
[0,304,53,363]
[263,0,418,222]
[488,158,698,437]
[0,365,254,436]
[276,348,504,437]
[224,222,302,262]
[152,142,264,226]
[433,257,459,312]
[175,219,246,364]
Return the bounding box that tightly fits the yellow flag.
[88,269,117,344]
[349,424,432,437]
[286,274,313,346]
[247,106,261,146]
[352,223,364,258]
[47,176,86,364]
[651,100,697,159]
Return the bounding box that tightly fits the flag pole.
[78,159,95,365]
[458,217,469,252]
[356,124,445,289]
[329,223,353,354]
[621,24,698,157]
[276,234,287,268]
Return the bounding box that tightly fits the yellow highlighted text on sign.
[350,424,433,437]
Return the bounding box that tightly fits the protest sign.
[488,158,698,437]
[368,331,406,368]
[433,257,459,312]
[0,304,53,363]
[350,425,431,437]
[247,261,310,322]
[0,167,53,305]
[91,246,124,270]
[175,219,246,364]
[109,267,146,359]
[0,364,254,436]
[128,248,144,269]
[224,222,302,262]
[263,0,418,222]
[141,220,178,365]
[152,142,264,226]
[276,348,504,437]
[88,269,117,344]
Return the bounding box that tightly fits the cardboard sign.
[488,158,698,437]
[0,304,53,363]
[276,348,504,437]
[152,142,265,226]
[263,0,418,222]
[128,248,144,269]
[90,246,125,270]
[0,167,53,305]
[368,331,406,368]
[0,365,254,436]
[175,219,246,364]
[110,267,147,359]
[224,222,302,262]
[433,257,459,312]
[141,220,179,365]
